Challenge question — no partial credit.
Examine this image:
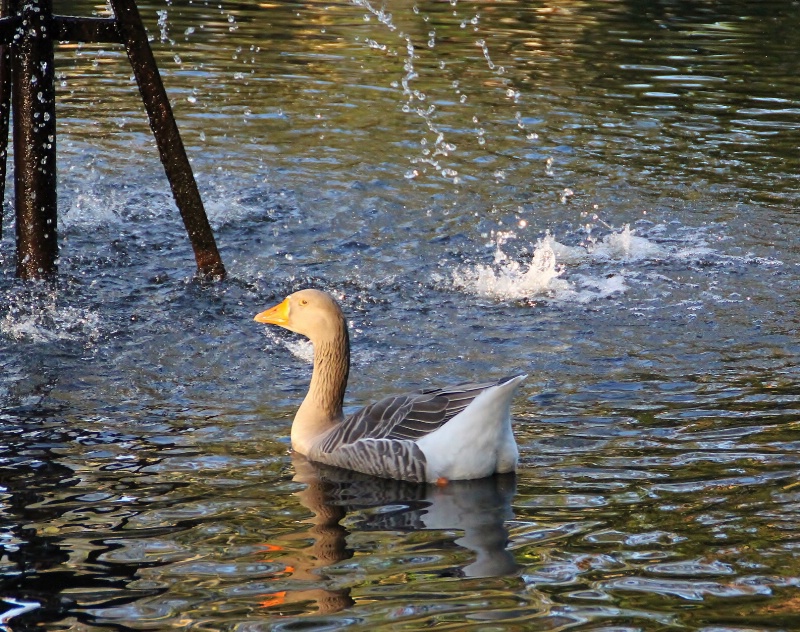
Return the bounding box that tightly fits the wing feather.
[310,439,427,483]
[306,374,526,483]
[316,377,516,451]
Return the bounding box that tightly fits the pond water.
[2,0,800,629]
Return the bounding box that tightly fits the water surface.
[2,0,800,630]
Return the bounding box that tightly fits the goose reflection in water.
[257,454,519,615]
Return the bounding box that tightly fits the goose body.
[255,289,526,484]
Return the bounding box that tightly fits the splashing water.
[589,224,666,261]
[0,292,102,344]
[452,232,568,300]
[451,224,706,303]
[260,328,314,363]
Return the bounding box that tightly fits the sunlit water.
[2,0,800,630]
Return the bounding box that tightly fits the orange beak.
[254,298,290,326]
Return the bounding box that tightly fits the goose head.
[254,289,346,343]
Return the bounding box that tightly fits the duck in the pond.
[254,289,526,484]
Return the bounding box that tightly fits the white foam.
[452,232,569,300]
[285,338,315,363]
[259,321,381,367]
[571,273,628,303]
[260,328,314,363]
[61,190,121,230]
[450,223,730,303]
[589,224,666,261]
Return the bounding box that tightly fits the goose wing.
[316,378,510,451]
[308,375,525,483]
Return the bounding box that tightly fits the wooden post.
[0,1,225,279]
[110,0,225,279]
[0,0,10,242]
[12,0,58,279]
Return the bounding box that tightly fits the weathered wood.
[0,4,10,241]
[109,0,226,279]
[12,0,57,279]
[0,1,225,279]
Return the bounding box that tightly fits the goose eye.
[300,299,308,306]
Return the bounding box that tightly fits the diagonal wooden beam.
[109,0,225,278]
[0,1,225,279]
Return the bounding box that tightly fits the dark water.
[2,0,800,629]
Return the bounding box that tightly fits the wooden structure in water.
[0,0,225,279]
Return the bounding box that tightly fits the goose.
[254,289,526,484]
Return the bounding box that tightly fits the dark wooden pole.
[0,0,10,242]
[109,0,225,279]
[0,2,225,280]
[12,0,58,279]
